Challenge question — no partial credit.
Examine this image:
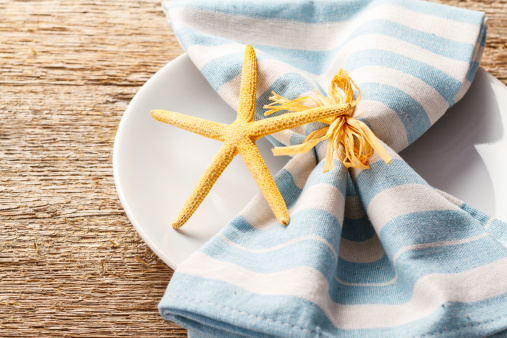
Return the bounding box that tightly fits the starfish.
[151,45,351,229]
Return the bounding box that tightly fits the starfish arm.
[251,104,351,138]
[172,143,237,229]
[236,45,258,123]
[238,138,289,225]
[151,109,228,141]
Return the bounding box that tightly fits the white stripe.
[170,6,347,51]
[350,140,401,176]
[484,218,494,230]
[187,43,246,70]
[324,34,469,82]
[169,4,479,53]
[354,99,409,152]
[474,44,486,63]
[366,184,462,232]
[351,66,449,124]
[316,139,345,165]
[435,189,464,208]
[336,232,489,287]
[180,251,507,329]
[218,233,338,261]
[182,33,468,85]
[454,79,472,103]
[393,232,489,263]
[216,64,241,110]
[289,183,345,226]
[454,46,484,102]
[339,235,385,263]
[238,193,278,230]
[283,150,317,190]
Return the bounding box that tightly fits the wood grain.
[0,0,505,336]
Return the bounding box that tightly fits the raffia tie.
[263,69,392,172]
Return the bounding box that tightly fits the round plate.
[113,54,507,269]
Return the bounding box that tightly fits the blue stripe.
[355,159,427,207]
[379,209,487,257]
[478,22,488,47]
[466,61,480,82]
[201,53,244,91]
[336,254,395,285]
[347,20,476,61]
[164,0,484,25]
[201,48,311,91]
[165,0,374,24]
[342,216,376,241]
[346,49,460,105]
[289,132,305,146]
[358,82,431,144]
[397,235,506,277]
[206,235,340,282]
[217,209,341,252]
[339,209,494,283]
[274,168,303,209]
[304,121,327,137]
[306,159,348,197]
[346,174,358,197]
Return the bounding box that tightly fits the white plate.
[113,54,507,269]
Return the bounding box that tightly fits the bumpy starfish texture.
[151,45,351,229]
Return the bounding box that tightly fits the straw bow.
[264,69,392,171]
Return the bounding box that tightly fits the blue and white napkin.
[158,0,507,336]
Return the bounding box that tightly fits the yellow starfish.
[151,45,351,229]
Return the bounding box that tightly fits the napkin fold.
[158,0,507,336]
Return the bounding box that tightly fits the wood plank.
[0,0,505,336]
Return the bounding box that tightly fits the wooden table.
[1,0,505,336]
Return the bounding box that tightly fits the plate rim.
[113,54,189,269]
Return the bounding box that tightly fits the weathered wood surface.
[0,0,505,336]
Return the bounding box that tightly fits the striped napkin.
[158,0,507,336]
